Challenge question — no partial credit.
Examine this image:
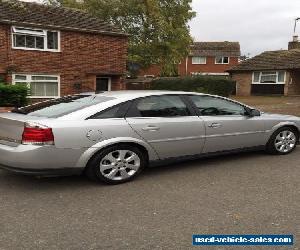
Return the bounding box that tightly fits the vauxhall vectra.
[0,91,299,184]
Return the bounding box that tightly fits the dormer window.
[12,26,60,52]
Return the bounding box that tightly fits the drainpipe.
[185,56,188,76]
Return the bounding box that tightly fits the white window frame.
[192,56,207,64]
[252,71,286,85]
[12,74,61,98]
[191,72,229,76]
[11,26,61,52]
[215,56,230,64]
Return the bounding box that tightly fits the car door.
[188,95,267,153]
[125,95,206,159]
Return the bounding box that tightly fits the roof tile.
[191,42,241,57]
[228,49,300,71]
[0,0,126,36]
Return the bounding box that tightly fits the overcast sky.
[26,0,300,56]
[190,0,300,56]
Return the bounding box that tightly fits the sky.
[190,0,300,56]
[25,0,300,57]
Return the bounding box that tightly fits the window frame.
[192,56,207,65]
[252,71,286,85]
[12,74,60,99]
[125,94,197,118]
[215,56,230,64]
[186,94,248,117]
[11,26,61,52]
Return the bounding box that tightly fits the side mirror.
[245,108,261,117]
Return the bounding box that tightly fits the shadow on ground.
[0,150,266,190]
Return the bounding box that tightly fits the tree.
[46,0,195,77]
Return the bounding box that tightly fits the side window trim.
[181,95,200,116]
[187,95,247,117]
[125,94,197,118]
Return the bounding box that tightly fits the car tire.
[85,144,146,184]
[266,127,299,155]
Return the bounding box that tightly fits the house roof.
[190,42,241,57]
[228,49,300,72]
[0,0,126,36]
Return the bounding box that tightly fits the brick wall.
[231,72,252,96]
[232,71,300,96]
[287,70,300,95]
[0,24,128,96]
[0,24,9,75]
[178,56,239,76]
[138,65,161,77]
[139,56,239,77]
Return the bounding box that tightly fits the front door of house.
[96,77,111,91]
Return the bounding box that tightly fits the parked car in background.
[0,91,299,184]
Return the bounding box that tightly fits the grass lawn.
[232,96,300,117]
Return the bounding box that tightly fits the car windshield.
[12,95,115,118]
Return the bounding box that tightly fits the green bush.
[149,76,236,97]
[0,84,28,107]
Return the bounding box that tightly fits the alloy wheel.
[274,130,297,153]
[99,150,141,181]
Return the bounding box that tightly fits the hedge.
[149,76,236,97]
[0,84,28,107]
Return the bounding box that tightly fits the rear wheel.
[266,127,298,155]
[85,145,146,184]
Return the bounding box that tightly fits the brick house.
[228,36,300,96]
[138,41,241,77]
[0,1,128,100]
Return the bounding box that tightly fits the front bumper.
[0,143,85,176]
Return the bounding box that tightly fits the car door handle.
[208,123,222,128]
[142,125,160,131]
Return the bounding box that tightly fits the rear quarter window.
[12,95,115,118]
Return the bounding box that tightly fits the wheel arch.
[270,123,300,138]
[87,142,150,167]
[75,138,158,169]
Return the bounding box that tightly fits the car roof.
[81,90,204,99]
[53,90,253,120]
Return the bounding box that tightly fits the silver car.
[0,91,299,184]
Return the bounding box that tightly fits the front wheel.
[85,145,146,184]
[266,127,298,155]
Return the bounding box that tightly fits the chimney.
[288,35,300,50]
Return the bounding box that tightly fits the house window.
[215,56,229,64]
[12,26,60,52]
[252,71,286,84]
[192,56,206,64]
[13,74,60,98]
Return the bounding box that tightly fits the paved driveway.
[0,149,299,250]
